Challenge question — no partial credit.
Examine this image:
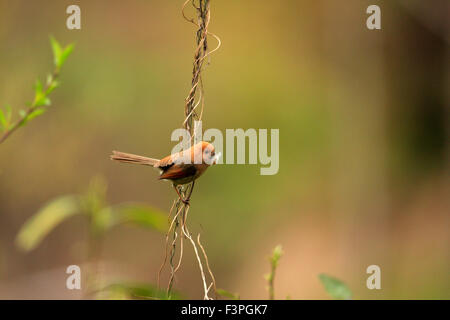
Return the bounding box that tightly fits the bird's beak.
[212,152,221,165]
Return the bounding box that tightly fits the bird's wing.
[156,154,175,170]
[156,150,192,170]
[158,164,197,181]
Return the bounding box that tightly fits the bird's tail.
[110,151,159,166]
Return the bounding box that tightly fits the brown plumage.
[110,141,219,187]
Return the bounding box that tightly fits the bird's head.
[199,141,220,165]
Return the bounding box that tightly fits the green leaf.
[34,79,43,94]
[91,206,114,234]
[49,36,74,69]
[19,109,27,119]
[97,282,181,300]
[318,274,352,300]
[50,36,62,68]
[19,107,46,127]
[270,245,283,266]
[60,43,74,68]
[35,96,51,107]
[16,195,81,251]
[91,203,168,234]
[45,79,59,95]
[0,105,12,131]
[0,109,5,131]
[27,108,46,121]
[110,203,168,232]
[217,288,240,300]
[33,79,51,107]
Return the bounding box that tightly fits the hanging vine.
[157,0,221,300]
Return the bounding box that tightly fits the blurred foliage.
[0,37,73,143]
[97,282,181,300]
[106,203,168,233]
[0,105,11,132]
[50,36,74,71]
[16,176,168,251]
[15,176,170,300]
[216,288,240,300]
[265,245,283,300]
[16,195,80,251]
[319,274,352,300]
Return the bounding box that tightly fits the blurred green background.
[0,0,449,299]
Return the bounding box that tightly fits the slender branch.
[0,37,73,145]
[0,69,59,145]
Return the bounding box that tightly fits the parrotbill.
[110,141,220,204]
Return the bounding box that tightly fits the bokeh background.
[0,0,449,299]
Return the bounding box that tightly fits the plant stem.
[266,245,283,300]
[0,68,59,145]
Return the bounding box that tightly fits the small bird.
[110,141,220,204]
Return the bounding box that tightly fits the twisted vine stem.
[158,0,220,300]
